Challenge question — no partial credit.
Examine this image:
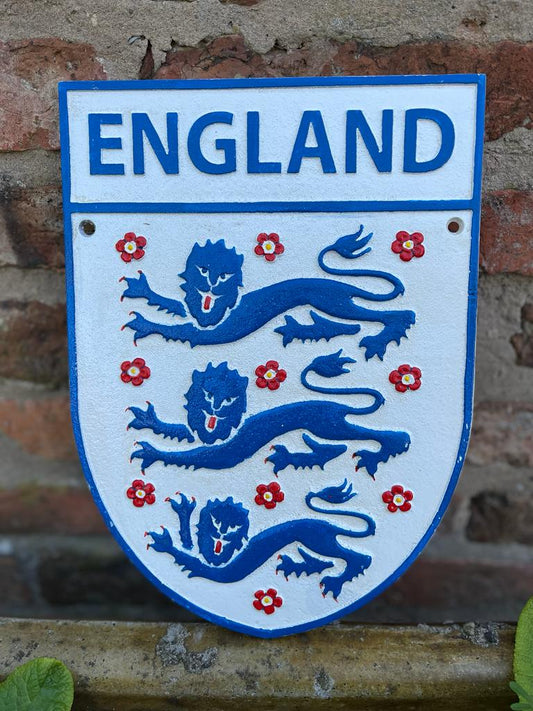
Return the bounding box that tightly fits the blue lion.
[149,480,375,600]
[128,352,410,478]
[121,227,416,360]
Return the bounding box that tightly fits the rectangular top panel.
[60,76,484,208]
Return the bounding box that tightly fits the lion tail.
[305,479,376,538]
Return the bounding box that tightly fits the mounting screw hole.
[79,220,96,236]
[447,218,464,234]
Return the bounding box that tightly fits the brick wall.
[0,0,531,624]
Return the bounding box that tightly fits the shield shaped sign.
[59,75,485,638]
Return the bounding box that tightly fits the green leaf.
[510,681,533,703]
[0,657,74,711]
[512,598,533,709]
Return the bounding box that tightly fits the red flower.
[116,232,147,262]
[254,233,284,262]
[253,588,283,614]
[382,484,413,513]
[255,482,284,509]
[127,479,156,507]
[389,364,421,392]
[391,231,425,262]
[120,358,151,386]
[255,360,287,390]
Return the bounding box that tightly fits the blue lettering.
[88,114,125,175]
[403,109,455,173]
[287,111,336,174]
[346,110,393,173]
[86,107,459,180]
[132,112,178,175]
[188,112,236,175]
[247,112,282,174]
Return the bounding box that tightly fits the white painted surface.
[65,83,477,204]
[64,79,480,635]
[72,209,472,632]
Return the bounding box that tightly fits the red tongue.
[214,540,222,554]
[203,295,212,311]
[207,416,217,430]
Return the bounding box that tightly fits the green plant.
[511,598,533,709]
[0,657,73,711]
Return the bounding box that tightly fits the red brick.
[0,393,76,460]
[466,491,533,545]
[511,304,533,366]
[0,556,33,607]
[0,301,67,386]
[0,185,63,269]
[480,191,533,275]
[38,547,177,606]
[139,39,154,80]
[0,487,105,535]
[155,36,532,141]
[468,402,533,467]
[156,35,271,80]
[377,557,533,611]
[0,38,106,151]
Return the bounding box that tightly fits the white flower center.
[402,373,415,385]
[125,241,136,253]
[263,241,275,253]
[264,369,276,380]
[128,366,140,377]
[394,494,404,505]
[402,240,414,249]
[263,492,273,502]
[136,489,146,499]
[262,596,273,606]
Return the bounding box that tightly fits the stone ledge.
[0,619,515,710]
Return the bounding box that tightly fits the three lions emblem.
[68,213,476,637]
[61,75,482,639]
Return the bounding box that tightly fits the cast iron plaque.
[59,75,485,637]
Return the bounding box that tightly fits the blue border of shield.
[59,74,485,638]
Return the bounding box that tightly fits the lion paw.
[131,441,160,471]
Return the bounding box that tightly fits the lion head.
[184,362,248,444]
[197,498,249,566]
[179,240,244,327]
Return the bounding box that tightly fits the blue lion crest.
[120,226,415,360]
[128,351,410,478]
[149,480,375,600]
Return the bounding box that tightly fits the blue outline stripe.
[58,85,72,210]
[59,75,485,639]
[59,74,483,93]
[69,200,474,213]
